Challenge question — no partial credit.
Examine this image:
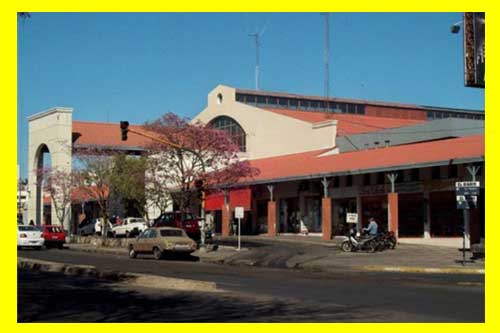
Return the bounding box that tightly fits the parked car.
[128,227,197,260]
[17,225,44,250]
[41,225,66,249]
[153,212,201,241]
[77,219,96,236]
[112,217,148,238]
[95,218,113,237]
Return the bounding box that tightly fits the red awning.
[205,188,252,211]
[229,188,251,210]
[205,193,224,211]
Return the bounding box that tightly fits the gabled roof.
[263,108,426,136]
[245,135,484,184]
[72,121,152,150]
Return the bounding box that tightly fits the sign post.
[455,180,480,265]
[235,206,244,251]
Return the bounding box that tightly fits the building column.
[322,198,332,240]
[356,195,362,234]
[222,204,231,237]
[388,192,399,238]
[267,201,277,237]
[423,191,431,239]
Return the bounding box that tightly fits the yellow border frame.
[7,1,494,332]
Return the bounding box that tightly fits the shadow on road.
[18,268,377,323]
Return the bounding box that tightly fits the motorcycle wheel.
[366,240,377,253]
[341,241,352,252]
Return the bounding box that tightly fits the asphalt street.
[18,248,484,322]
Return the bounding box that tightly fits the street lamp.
[450,20,463,34]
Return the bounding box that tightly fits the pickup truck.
[112,217,148,238]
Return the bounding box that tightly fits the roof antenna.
[249,19,268,91]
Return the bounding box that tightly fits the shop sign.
[359,184,387,196]
[346,213,358,224]
[235,206,244,219]
[395,181,423,193]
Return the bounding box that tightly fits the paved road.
[18,248,484,322]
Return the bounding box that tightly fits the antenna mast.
[322,13,330,98]
[249,33,261,90]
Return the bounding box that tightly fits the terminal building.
[27,85,484,247]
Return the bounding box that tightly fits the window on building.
[298,100,309,110]
[278,98,288,107]
[310,101,318,109]
[397,170,404,183]
[410,168,420,182]
[246,95,256,105]
[256,96,267,107]
[236,93,245,102]
[356,104,365,115]
[376,172,385,185]
[435,112,443,119]
[427,111,435,119]
[363,173,371,186]
[289,99,298,109]
[209,116,247,152]
[346,175,353,187]
[332,177,339,188]
[432,166,441,180]
[348,104,356,114]
[318,101,326,111]
[448,165,458,179]
[268,97,277,107]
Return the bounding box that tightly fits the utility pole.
[249,33,261,90]
[321,13,330,98]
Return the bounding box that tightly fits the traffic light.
[120,121,129,141]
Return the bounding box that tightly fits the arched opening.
[209,116,247,152]
[33,143,52,226]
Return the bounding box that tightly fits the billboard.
[464,12,485,88]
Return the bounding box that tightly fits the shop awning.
[229,188,252,210]
[205,188,252,211]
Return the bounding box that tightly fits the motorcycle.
[340,228,378,253]
[375,230,397,251]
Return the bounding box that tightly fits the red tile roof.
[72,121,152,149]
[263,108,426,136]
[245,135,484,183]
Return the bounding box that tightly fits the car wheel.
[153,247,163,260]
[129,246,137,259]
[58,243,64,250]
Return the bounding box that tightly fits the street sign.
[455,181,480,188]
[235,206,244,219]
[346,213,358,224]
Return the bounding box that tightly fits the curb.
[18,257,218,292]
[362,265,484,275]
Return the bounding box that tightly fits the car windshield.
[19,226,36,231]
[130,218,144,223]
[160,229,184,237]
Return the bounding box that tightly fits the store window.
[432,166,441,180]
[410,168,420,182]
[345,175,353,187]
[363,173,371,186]
[209,116,247,152]
[448,165,458,179]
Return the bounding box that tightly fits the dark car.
[153,212,201,241]
[41,225,66,249]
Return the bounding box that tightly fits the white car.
[112,217,148,238]
[18,225,44,249]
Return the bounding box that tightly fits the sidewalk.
[66,235,484,275]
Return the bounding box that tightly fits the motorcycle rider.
[363,217,379,236]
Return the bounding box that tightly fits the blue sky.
[17,12,484,178]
